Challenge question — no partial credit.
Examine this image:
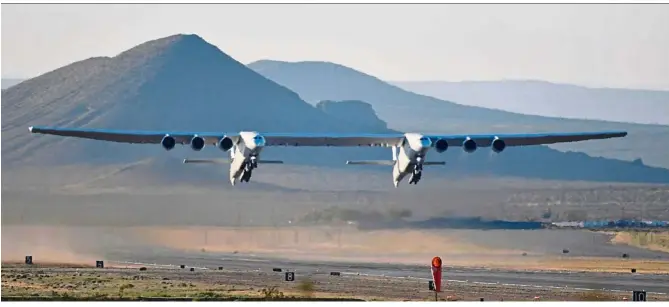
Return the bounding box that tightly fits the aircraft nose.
[419,137,432,148]
[253,135,266,147]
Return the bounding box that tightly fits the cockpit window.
[252,135,266,146]
[419,136,432,147]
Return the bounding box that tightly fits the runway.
[106,248,669,295]
[4,224,668,299]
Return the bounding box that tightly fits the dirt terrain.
[2,264,666,301]
[610,231,669,253]
[2,165,668,301]
[3,225,668,275]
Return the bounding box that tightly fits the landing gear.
[241,169,252,182]
[240,156,258,183]
[408,170,422,184]
[250,155,258,169]
[408,163,423,185]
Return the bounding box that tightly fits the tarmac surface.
[4,225,668,299]
[105,248,669,295]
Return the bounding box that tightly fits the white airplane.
[28,126,627,187]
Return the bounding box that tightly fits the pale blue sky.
[2,3,669,90]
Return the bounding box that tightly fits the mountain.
[316,100,388,132]
[3,34,669,184]
[391,80,669,126]
[247,60,669,170]
[1,78,24,90]
[1,34,391,169]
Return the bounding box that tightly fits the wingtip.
[613,131,628,137]
[28,126,34,133]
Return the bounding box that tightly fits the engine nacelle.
[161,135,176,151]
[218,136,234,151]
[190,135,205,151]
[492,137,506,153]
[463,138,477,153]
[434,138,448,153]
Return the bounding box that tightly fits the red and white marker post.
[431,256,442,301]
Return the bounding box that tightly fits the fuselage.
[229,131,266,185]
[228,131,431,187]
[392,133,432,187]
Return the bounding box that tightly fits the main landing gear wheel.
[408,166,422,185]
[250,156,258,169]
[241,159,257,183]
[241,169,252,182]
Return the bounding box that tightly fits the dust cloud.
[135,226,522,261]
[1,224,521,267]
[1,226,102,266]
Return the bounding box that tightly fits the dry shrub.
[297,279,315,298]
[259,286,284,299]
[577,290,617,301]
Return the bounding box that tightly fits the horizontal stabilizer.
[346,160,446,166]
[183,158,230,164]
[258,160,284,164]
[182,159,284,164]
[346,160,396,166]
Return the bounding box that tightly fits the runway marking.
[347,272,669,295]
[108,260,669,296]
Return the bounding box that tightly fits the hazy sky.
[2,4,669,90]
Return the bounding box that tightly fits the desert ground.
[4,263,668,301]
[2,164,669,300]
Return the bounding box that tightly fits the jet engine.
[434,138,449,153]
[190,135,205,151]
[161,135,176,151]
[492,137,506,153]
[463,138,477,153]
[218,136,234,151]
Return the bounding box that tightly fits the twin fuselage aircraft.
[28,126,627,187]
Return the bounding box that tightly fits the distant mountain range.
[7,76,666,126]
[247,60,669,170]
[3,34,669,184]
[391,80,669,126]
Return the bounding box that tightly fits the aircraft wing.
[426,131,628,147]
[261,133,406,147]
[29,126,626,148]
[28,126,240,145]
[29,126,403,147]
[260,131,627,147]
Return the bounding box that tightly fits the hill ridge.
[247,59,669,170]
[2,34,669,184]
[1,34,395,168]
[250,60,668,127]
